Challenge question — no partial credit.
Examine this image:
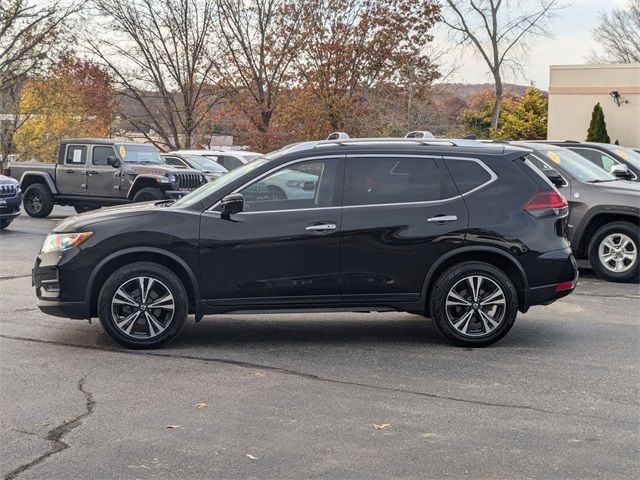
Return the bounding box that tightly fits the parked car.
[0,174,21,229]
[161,152,228,181]
[512,142,639,283]
[170,149,261,171]
[540,141,640,181]
[32,135,578,349]
[9,139,207,217]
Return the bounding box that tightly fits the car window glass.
[345,157,457,205]
[164,156,187,167]
[92,146,115,166]
[444,159,492,194]
[525,153,551,171]
[65,145,87,165]
[570,147,619,172]
[239,159,338,212]
[221,156,244,170]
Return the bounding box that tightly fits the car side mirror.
[106,156,120,168]
[542,168,565,188]
[220,193,244,215]
[610,163,630,178]
[302,181,316,191]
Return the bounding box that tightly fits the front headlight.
[41,232,93,254]
[169,175,177,182]
[286,180,305,188]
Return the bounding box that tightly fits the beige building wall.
[547,64,640,148]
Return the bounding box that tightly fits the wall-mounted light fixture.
[609,91,628,107]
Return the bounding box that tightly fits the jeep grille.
[175,172,206,191]
[0,184,17,197]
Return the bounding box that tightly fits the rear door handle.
[306,223,337,232]
[427,215,458,224]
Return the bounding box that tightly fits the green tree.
[586,103,610,143]
[459,91,496,138]
[492,84,548,140]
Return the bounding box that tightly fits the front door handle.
[87,170,98,176]
[65,169,74,173]
[427,215,458,224]
[305,222,337,232]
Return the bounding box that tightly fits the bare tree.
[87,0,224,150]
[216,0,304,150]
[591,0,640,64]
[442,0,561,129]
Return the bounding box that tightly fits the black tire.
[23,183,54,218]
[0,219,10,230]
[74,204,100,214]
[133,187,165,202]
[588,221,639,283]
[267,185,287,200]
[98,262,188,349]
[429,262,518,347]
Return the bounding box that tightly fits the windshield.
[538,148,616,182]
[172,159,268,208]
[117,144,164,164]
[611,147,640,171]
[183,155,228,173]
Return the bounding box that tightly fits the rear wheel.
[23,183,54,218]
[98,262,188,349]
[588,221,639,283]
[429,262,518,347]
[133,187,165,202]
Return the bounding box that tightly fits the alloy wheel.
[598,233,637,273]
[111,276,175,339]
[445,275,506,337]
[28,191,42,213]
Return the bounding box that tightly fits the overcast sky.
[435,0,626,89]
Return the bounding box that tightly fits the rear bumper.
[522,248,578,310]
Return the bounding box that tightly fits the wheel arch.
[574,208,640,258]
[19,172,57,194]
[86,247,201,316]
[127,176,163,200]
[421,246,529,315]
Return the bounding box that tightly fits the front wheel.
[429,262,518,347]
[98,262,188,348]
[133,187,165,202]
[23,184,54,218]
[588,221,639,283]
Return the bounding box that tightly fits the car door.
[87,145,121,197]
[340,154,468,302]
[57,144,88,195]
[199,156,344,305]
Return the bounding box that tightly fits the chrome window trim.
[208,155,343,212]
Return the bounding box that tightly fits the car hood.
[125,164,197,176]
[0,174,18,184]
[53,202,166,232]
[592,179,640,194]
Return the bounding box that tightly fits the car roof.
[60,138,143,146]
[171,149,260,157]
[511,141,565,152]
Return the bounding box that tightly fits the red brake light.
[523,191,567,211]
[554,280,575,292]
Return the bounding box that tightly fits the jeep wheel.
[98,262,188,349]
[23,184,54,218]
[429,262,518,347]
[133,187,165,202]
[589,221,639,283]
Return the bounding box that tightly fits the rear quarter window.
[444,159,493,194]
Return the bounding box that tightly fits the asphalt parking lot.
[0,207,638,479]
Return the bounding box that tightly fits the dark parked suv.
[33,136,577,348]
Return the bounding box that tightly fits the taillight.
[523,191,568,218]
[554,280,575,292]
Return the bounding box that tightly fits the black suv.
[33,136,577,348]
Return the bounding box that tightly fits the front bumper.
[33,249,92,319]
[0,192,21,220]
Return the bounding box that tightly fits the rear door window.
[65,145,87,165]
[344,156,457,205]
[444,159,493,194]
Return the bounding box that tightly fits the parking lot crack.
[3,372,96,480]
[0,275,30,282]
[1,334,636,428]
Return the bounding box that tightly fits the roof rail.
[314,137,485,149]
[326,132,349,140]
[405,131,435,139]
